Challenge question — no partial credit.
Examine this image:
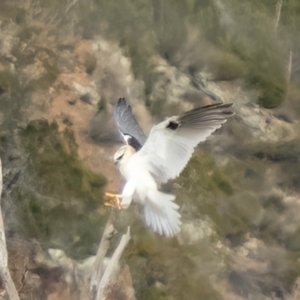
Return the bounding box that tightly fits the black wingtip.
[200,102,233,110]
[117,97,132,111]
[198,102,234,116]
[117,97,127,106]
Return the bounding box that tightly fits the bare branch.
[287,50,293,82]
[0,159,20,300]
[274,0,283,33]
[90,215,115,299]
[96,227,131,300]
[65,0,78,13]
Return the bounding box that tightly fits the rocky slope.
[0,0,300,299]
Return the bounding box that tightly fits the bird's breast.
[120,154,157,190]
[118,156,135,181]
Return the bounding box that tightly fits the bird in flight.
[105,98,234,237]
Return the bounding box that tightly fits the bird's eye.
[117,153,124,161]
[114,153,124,165]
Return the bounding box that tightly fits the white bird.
[105,98,234,237]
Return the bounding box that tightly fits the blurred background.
[0,0,300,299]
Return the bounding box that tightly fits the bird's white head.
[113,145,136,168]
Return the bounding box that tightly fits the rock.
[177,218,214,245]
[19,59,47,86]
[73,81,100,106]
[53,72,100,107]
[237,103,297,143]
[0,31,19,59]
[57,50,75,73]
[228,234,298,299]
[146,56,198,118]
[74,40,97,74]
[0,1,300,299]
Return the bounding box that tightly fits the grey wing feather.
[135,102,234,183]
[114,98,147,149]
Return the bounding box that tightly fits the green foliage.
[125,241,225,299]
[217,1,287,108]
[3,0,300,109]
[177,151,262,241]
[171,274,223,300]
[89,0,292,108]
[5,0,299,109]
[139,286,168,300]
[0,70,19,93]
[122,215,226,300]
[22,119,106,200]
[18,119,107,258]
[179,151,234,198]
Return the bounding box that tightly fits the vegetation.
[1,0,300,109]
[75,0,300,109]
[0,0,300,298]
[16,120,107,259]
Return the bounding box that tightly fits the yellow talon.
[104,192,122,210]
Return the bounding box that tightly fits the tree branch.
[90,212,131,300]
[96,227,131,300]
[90,215,115,299]
[0,159,20,300]
[274,0,283,33]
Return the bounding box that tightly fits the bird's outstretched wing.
[135,103,234,183]
[114,98,147,151]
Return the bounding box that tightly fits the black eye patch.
[117,153,125,161]
[114,152,124,165]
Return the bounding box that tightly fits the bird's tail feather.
[143,190,181,237]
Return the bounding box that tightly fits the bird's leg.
[104,192,122,210]
[119,181,135,209]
